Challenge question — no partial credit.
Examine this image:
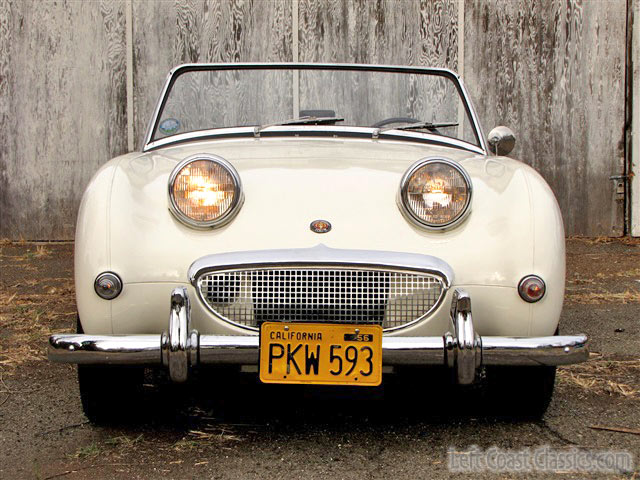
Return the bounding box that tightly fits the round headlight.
[399,157,472,229]
[168,154,242,228]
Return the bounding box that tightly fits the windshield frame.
[143,63,487,154]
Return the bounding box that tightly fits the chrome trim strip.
[48,288,589,383]
[143,62,487,154]
[199,335,259,364]
[48,334,160,364]
[381,336,445,365]
[457,75,488,151]
[142,68,174,151]
[398,157,473,231]
[188,244,454,286]
[167,154,244,229]
[481,335,589,366]
[144,125,486,155]
[48,333,589,368]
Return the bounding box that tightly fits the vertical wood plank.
[132,0,293,148]
[0,0,128,240]
[464,0,627,236]
[0,0,13,236]
[632,0,640,236]
[456,0,465,140]
[126,0,134,152]
[297,0,459,67]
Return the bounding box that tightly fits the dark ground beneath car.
[0,238,639,480]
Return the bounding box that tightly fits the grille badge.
[310,220,331,233]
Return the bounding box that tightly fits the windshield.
[150,65,482,148]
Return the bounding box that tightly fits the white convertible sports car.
[48,63,588,422]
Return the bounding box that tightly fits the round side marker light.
[518,275,546,303]
[94,272,123,300]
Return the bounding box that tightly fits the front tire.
[78,364,146,424]
[483,365,556,420]
[76,317,145,424]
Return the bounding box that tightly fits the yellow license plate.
[259,323,382,386]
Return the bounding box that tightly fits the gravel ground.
[0,238,639,480]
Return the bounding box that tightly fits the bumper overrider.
[48,288,588,385]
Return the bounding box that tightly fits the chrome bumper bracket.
[445,289,482,385]
[161,287,198,382]
[48,288,589,384]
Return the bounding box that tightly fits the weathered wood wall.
[0,0,127,240]
[132,0,293,148]
[0,0,631,239]
[297,0,458,65]
[464,0,627,236]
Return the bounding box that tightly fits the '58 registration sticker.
[259,323,382,386]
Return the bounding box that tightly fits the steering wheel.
[371,117,420,128]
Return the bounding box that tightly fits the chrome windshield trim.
[143,125,486,154]
[143,63,487,154]
[188,244,453,286]
[457,76,487,151]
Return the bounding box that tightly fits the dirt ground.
[1,238,639,480]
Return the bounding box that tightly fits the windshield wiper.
[254,116,344,137]
[374,121,459,138]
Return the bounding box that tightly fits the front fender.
[75,140,564,338]
[75,153,140,334]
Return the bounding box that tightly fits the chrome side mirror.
[487,126,516,156]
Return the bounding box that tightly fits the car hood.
[109,136,542,287]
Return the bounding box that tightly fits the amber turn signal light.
[518,275,546,303]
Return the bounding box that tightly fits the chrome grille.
[197,267,445,331]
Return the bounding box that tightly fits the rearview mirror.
[487,126,516,156]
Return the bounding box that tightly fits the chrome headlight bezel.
[168,154,243,229]
[398,157,473,230]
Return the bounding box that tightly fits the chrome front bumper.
[48,287,589,384]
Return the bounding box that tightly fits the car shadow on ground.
[113,366,536,433]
